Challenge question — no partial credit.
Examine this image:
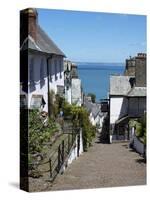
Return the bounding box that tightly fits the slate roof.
[109,75,146,97]
[127,87,146,97]
[84,100,101,118]
[84,100,93,112]
[21,25,66,57]
[91,104,100,118]
[109,75,132,96]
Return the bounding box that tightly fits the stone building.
[109,53,146,142]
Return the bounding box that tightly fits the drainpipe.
[47,54,54,117]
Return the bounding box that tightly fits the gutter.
[46,54,55,117]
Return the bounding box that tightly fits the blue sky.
[38,9,146,63]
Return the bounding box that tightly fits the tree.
[87,93,96,103]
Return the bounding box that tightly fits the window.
[30,95,46,109]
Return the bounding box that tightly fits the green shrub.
[28,110,58,154]
[129,114,146,145]
[136,114,146,145]
[62,102,96,151]
[49,90,66,118]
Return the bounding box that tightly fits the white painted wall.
[65,87,72,104]
[28,54,48,112]
[130,134,145,155]
[71,79,82,106]
[20,53,64,112]
[49,56,64,94]
[64,60,72,104]
[110,97,128,124]
[99,115,105,128]
[60,129,83,174]
[95,114,105,127]
[89,113,96,126]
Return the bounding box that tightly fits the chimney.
[135,53,146,87]
[20,8,38,46]
[28,8,38,41]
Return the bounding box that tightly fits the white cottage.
[109,75,146,142]
[64,60,83,106]
[84,98,101,126]
[20,8,65,114]
[64,60,72,104]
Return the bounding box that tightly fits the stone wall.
[124,58,136,76]
[130,134,145,155]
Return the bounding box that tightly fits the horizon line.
[72,61,125,64]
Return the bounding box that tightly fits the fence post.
[68,134,70,153]
[77,132,80,157]
[58,144,61,171]
[62,140,64,162]
[72,131,74,146]
[49,158,52,179]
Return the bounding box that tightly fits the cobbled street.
[50,136,146,191]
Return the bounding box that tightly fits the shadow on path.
[9,182,19,189]
[135,158,146,164]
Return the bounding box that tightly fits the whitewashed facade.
[71,79,82,106]
[64,60,72,104]
[109,75,131,141]
[64,60,82,106]
[49,56,64,94]
[28,54,48,112]
[23,54,64,112]
[110,97,128,125]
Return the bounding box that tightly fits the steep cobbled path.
[50,136,146,191]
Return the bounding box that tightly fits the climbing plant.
[28,110,58,155]
[136,114,146,145]
[129,114,146,145]
[62,102,96,151]
[49,90,66,118]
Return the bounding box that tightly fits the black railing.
[48,129,78,182]
[28,127,81,182]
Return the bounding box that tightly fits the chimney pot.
[20,8,38,45]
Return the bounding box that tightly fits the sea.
[77,62,125,101]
